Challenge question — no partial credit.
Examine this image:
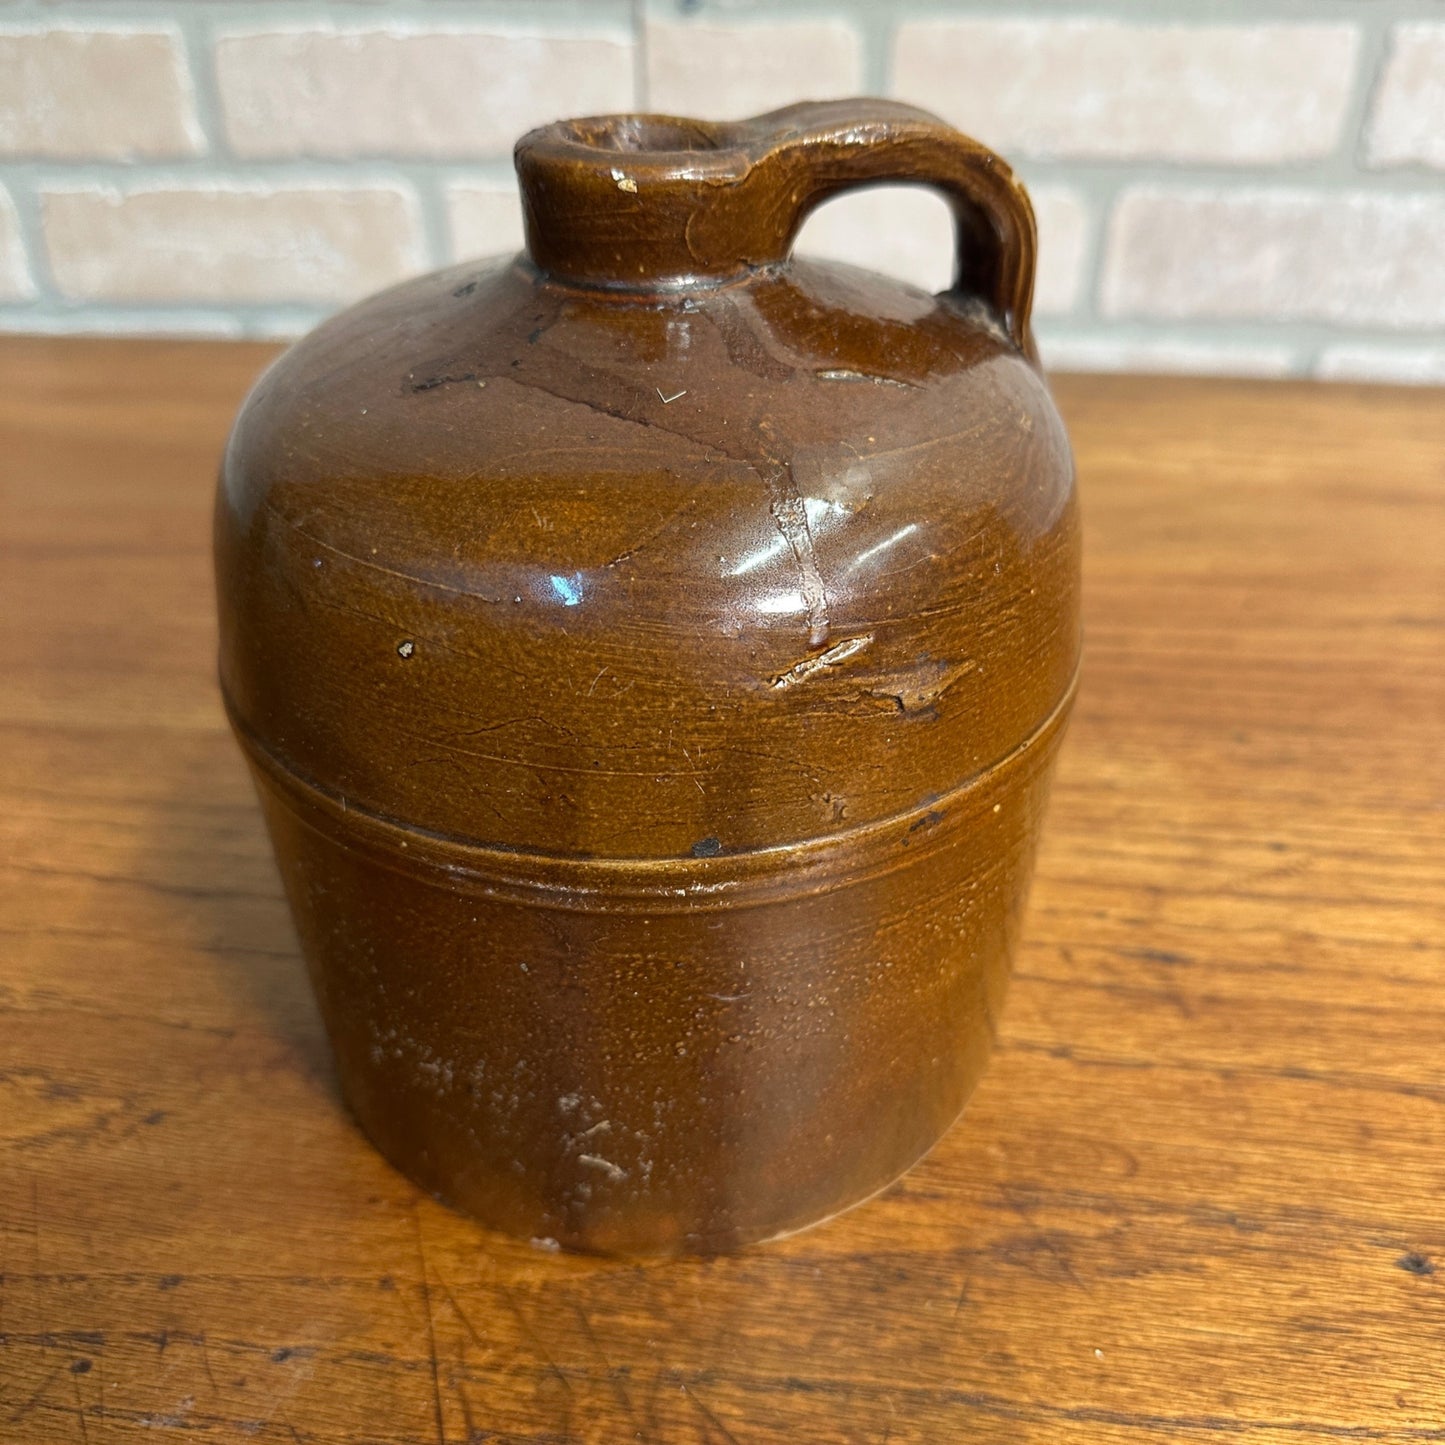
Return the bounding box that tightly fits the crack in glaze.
[762,465,831,647]
[771,633,875,689]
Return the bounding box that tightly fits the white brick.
[645,16,862,121]
[1101,187,1445,329]
[1316,345,1445,385]
[1029,190,1090,318]
[0,184,35,300]
[796,184,1087,317]
[0,311,246,339]
[217,26,634,159]
[42,184,425,304]
[0,26,202,159]
[1040,335,1295,379]
[445,182,525,263]
[893,19,1359,164]
[1367,24,1445,170]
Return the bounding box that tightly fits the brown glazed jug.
[215,100,1080,1255]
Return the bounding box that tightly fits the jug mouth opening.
[553,114,732,159]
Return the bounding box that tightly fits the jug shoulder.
[217,254,1079,858]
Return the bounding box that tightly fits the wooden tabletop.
[2,336,1442,1444]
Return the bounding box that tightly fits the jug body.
[216,102,1081,1253]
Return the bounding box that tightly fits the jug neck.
[514,114,781,291]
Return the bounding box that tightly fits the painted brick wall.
[1,0,1442,381]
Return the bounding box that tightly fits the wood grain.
[2,335,1442,1443]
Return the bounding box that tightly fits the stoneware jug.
[215,100,1080,1255]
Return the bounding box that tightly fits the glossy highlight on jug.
[215,100,1081,1255]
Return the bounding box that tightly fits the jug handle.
[714,100,1039,360]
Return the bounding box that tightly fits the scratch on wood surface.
[412,1205,447,1445]
[437,1277,491,1361]
[1002,1188,1091,1296]
[495,1279,572,1396]
[30,1178,41,1275]
[571,1299,639,1425]
[198,1331,219,1394]
[681,1379,741,1445]
[641,1362,669,1437]
[70,1367,90,1445]
[1007,1036,1445,1106]
[453,1371,480,1443]
[6,1364,63,1428]
[278,1403,305,1444]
